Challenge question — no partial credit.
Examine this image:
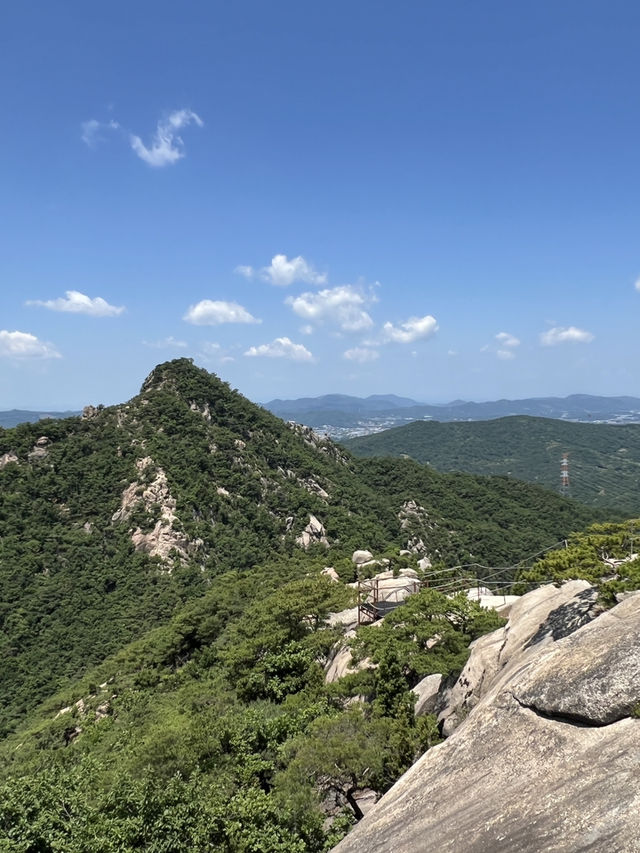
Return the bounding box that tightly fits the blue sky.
[2,1,640,409]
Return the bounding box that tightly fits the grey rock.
[438,581,598,737]
[513,594,640,725]
[296,514,329,549]
[352,550,374,565]
[412,673,442,717]
[332,592,640,853]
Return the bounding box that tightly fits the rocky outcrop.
[28,436,50,459]
[363,569,420,606]
[325,630,375,683]
[333,584,639,853]
[296,514,329,549]
[438,580,598,736]
[286,421,349,465]
[189,400,212,422]
[112,457,192,564]
[0,452,18,468]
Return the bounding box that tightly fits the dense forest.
[344,416,640,516]
[0,359,627,851]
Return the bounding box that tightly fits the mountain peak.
[138,358,239,406]
[140,358,206,394]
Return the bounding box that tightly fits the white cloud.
[143,336,187,349]
[343,347,379,363]
[257,254,327,287]
[130,109,203,167]
[234,265,254,279]
[244,337,313,362]
[81,118,119,147]
[495,331,520,348]
[382,314,438,344]
[540,326,594,346]
[635,278,640,292]
[300,324,314,335]
[0,330,61,359]
[26,290,124,317]
[183,300,260,326]
[448,349,458,357]
[286,285,373,331]
[497,349,515,360]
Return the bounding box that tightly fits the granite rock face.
[412,673,442,717]
[333,587,640,853]
[438,580,599,736]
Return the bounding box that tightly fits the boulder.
[352,550,374,565]
[325,607,359,632]
[412,673,442,717]
[28,436,50,459]
[465,586,494,599]
[375,576,420,604]
[322,567,340,583]
[359,558,390,570]
[477,593,520,617]
[332,588,640,853]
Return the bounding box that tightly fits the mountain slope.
[345,416,640,516]
[0,361,607,734]
[0,360,626,852]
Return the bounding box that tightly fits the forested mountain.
[0,360,617,851]
[344,416,640,516]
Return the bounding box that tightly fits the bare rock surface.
[112,457,192,564]
[325,631,374,683]
[438,580,599,736]
[412,673,442,717]
[332,589,640,853]
[437,626,506,736]
[352,550,374,565]
[513,594,640,725]
[296,514,329,549]
[325,607,359,632]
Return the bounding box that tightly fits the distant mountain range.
[265,393,640,438]
[0,409,79,429]
[265,393,420,414]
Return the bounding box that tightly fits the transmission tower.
[560,453,571,498]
